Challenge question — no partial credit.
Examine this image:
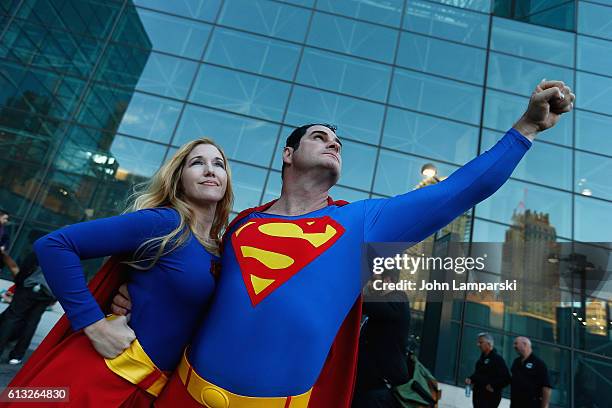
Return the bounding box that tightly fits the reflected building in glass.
[1,0,610,406]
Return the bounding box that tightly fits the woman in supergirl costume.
[6,138,233,408]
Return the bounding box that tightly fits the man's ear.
[283,146,294,166]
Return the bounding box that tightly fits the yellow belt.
[104,336,168,397]
[177,351,312,408]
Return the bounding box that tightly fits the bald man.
[510,337,552,408]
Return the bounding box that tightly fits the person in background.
[510,336,552,408]
[465,332,510,407]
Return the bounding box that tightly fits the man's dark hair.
[281,123,337,178]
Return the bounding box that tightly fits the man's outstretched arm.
[364,80,574,243]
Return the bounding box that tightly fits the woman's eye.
[191,160,203,166]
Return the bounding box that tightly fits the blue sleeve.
[364,128,532,242]
[33,208,180,331]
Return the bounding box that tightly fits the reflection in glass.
[577,35,612,77]
[404,0,489,47]
[297,48,391,102]
[493,0,575,31]
[230,161,267,212]
[307,12,398,63]
[576,71,612,116]
[174,104,278,167]
[487,52,573,97]
[316,0,403,26]
[337,140,377,191]
[427,0,491,12]
[484,89,573,146]
[109,135,166,178]
[286,86,385,145]
[133,0,222,22]
[391,68,482,125]
[574,352,612,407]
[114,7,212,59]
[116,92,182,144]
[490,17,574,67]
[218,0,310,42]
[382,107,479,165]
[574,195,612,242]
[481,130,573,191]
[475,179,572,239]
[578,1,612,40]
[205,28,301,81]
[575,151,612,201]
[190,64,291,122]
[575,109,612,157]
[397,32,485,85]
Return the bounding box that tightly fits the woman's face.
[181,143,228,206]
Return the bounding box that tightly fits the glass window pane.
[577,35,612,77]
[575,151,612,201]
[373,150,460,196]
[174,104,279,167]
[576,71,612,116]
[277,0,314,6]
[493,0,575,31]
[204,28,301,80]
[574,352,612,407]
[330,185,369,202]
[94,44,151,91]
[108,135,166,178]
[114,8,212,59]
[428,0,491,12]
[574,195,612,242]
[575,110,612,157]
[578,1,612,40]
[488,52,574,97]
[76,84,134,131]
[296,48,392,102]
[316,0,404,27]
[390,69,482,125]
[190,64,291,122]
[491,17,575,67]
[404,0,489,47]
[133,0,222,22]
[307,12,398,63]
[475,179,572,239]
[218,0,310,42]
[231,162,267,212]
[285,86,385,144]
[484,89,573,147]
[116,92,182,144]
[338,141,377,191]
[472,218,521,242]
[382,107,479,165]
[481,130,573,191]
[397,32,486,85]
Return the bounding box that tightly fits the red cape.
[226,197,362,408]
[9,256,129,387]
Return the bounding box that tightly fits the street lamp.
[420,163,440,182]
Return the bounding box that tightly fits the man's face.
[477,337,489,353]
[0,214,8,225]
[513,338,526,355]
[286,125,342,179]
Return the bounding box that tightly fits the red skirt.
[4,332,154,408]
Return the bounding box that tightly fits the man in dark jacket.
[510,337,552,408]
[465,332,511,407]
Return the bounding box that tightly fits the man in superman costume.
[15,80,573,408]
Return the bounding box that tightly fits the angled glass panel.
[114,7,212,59]
[296,48,391,102]
[488,52,574,97]
[262,169,282,203]
[230,161,267,212]
[133,0,222,22]
[575,110,612,157]
[218,0,310,42]
[575,151,612,201]
[576,71,612,116]
[404,0,489,47]
[491,17,575,67]
[578,1,612,40]
[316,0,404,27]
[481,130,573,191]
[116,92,182,144]
[574,352,612,407]
[484,89,573,147]
[108,135,166,179]
[472,218,519,242]
[174,104,279,167]
[307,12,398,63]
[390,68,482,125]
[577,35,612,77]
[475,179,572,239]
[330,185,370,202]
[204,28,301,81]
[76,84,137,134]
[382,107,479,165]
[493,0,575,31]
[97,48,198,99]
[337,140,377,191]
[397,32,486,85]
[427,0,491,12]
[575,195,612,242]
[285,86,385,144]
[373,150,460,196]
[277,0,314,6]
[271,126,294,171]
[17,0,121,40]
[190,64,291,122]
[0,0,21,14]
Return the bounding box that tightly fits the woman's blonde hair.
[125,138,233,269]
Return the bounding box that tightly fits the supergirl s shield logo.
[231,216,345,306]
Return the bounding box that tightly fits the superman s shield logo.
[231,217,345,306]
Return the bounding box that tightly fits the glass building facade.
[0,0,610,406]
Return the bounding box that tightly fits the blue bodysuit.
[186,128,532,396]
[34,207,216,371]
